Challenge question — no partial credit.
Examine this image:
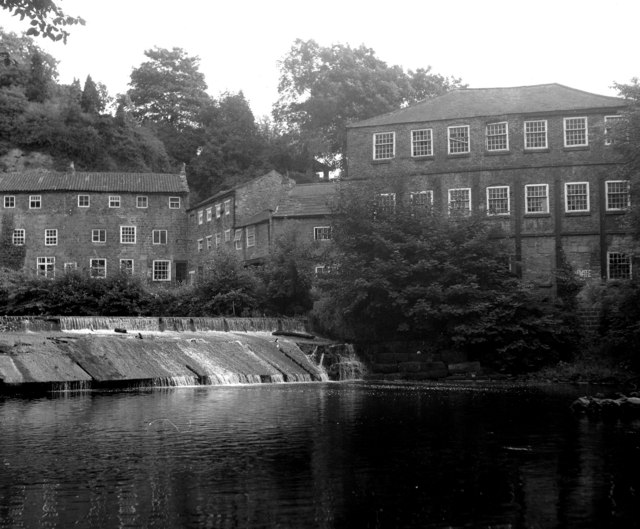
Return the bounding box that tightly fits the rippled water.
[1,382,639,528]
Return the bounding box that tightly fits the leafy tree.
[0,0,84,42]
[80,74,101,113]
[274,39,464,172]
[0,28,58,89]
[24,49,49,101]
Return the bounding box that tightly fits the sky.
[1,0,638,118]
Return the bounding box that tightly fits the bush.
[600,280,640,371]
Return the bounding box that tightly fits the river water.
[0,381,638,529]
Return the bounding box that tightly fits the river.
[1,381,638,528]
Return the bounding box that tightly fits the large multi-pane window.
[234,229,243,250]
[4,196,15,208]
[29,195,41,209]
[109,196,120,208]
[377,193,396,215]
[12,229,25,245]
[605,115,623,146]
[45,229,57,246]
[153,260,171,281]
[206,235,212,250]
[448,125,470,154]
[564,117,588,147]
[224,229,231,242]
[565,182,590,212]
[524,120,547,150]
[120,259,134,275]
[314,226,331,241]
[37,257,55,278]
[90,259,106,278]
[169,197,180,209]
[486,122,508,151]
[411,129,433,157]
[197,239,203,252]
[224,199,231,216]
[373,132,395,160]
[78,195,90,207]
[448,188,471,214]
[64,262,77,272]
[525,184,549,213]
[215,203,222,218]
[246,226,256,247]
[92,229,106,243]
[206,207,212,222]
[606,180,630,211]
[607,252,631,280]
[410,191,433,210]
[153,229,168,244]
[137,196,148,208]
[120,226,136,244]
[486,186,510,215]
[198,210,203,224]
[215,232,221,246]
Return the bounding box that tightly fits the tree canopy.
[0,0,84,43]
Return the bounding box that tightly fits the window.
[605,115,623,146]
[109,196,120,208]
[45,229,57,246]
[29,195,41,209]
[486,122,508,151]
[377,193,396,215]
[90,259,106,278]
[198,210,203,224]
[4,196,15,208]
[215,232,221,246]
[448,188,471,214]
[524,120,548,150]
[206,235,212,249]
[153,229,167,244]
[92,229,106,243]
[197,238,203,252]
[410,191,433,210]
[215,203,222,218]
[448,125,470,154]
[137,196,148,208]
[564,117,588,147]
[246,226,256,248]
[224,199,231,216]
[37,257,55,278]
[606,180,630,211]
[78,195,90,207]
[120,259,134,275]
[206,207,212,222]
[120,226,136,244]
[373,132,395,160]
[315,265,329,275]
[486,186,510,215]
[153,260,171,281]
[169,197,180,209]
[608,252,631,280]
[224,229,231,242]
[314,226,331,241]
[565,182,590,212]
[234,229,243,250]
[12,229,25,245]
[525,184,549,214]
[411,129,433,157]
[64,262,77,272]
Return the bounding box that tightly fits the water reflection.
[1,382,639,528]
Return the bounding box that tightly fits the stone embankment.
[570,394,640,418]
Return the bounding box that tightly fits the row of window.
[2,195,182,210]
[35,258,171,281]
[197,199,232,224]
[12,227,169,246]
[377,180,629,216]
[373,116,622,160]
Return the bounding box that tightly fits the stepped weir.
[0,316,336,392]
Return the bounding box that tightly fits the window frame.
[3,196,15,208]
[44,228,58,246]
[215,203,222,218]
[448,188,472,215]
[206,207,212,222]
[524,120,548,150]
[169,197,181,209]
[12,228,25,246]
[152,229,168,245]
[206,235,212,249]
[224,229,231,242]
[525,184,550,214]
[604,115,623,146]
[120,259,134,275]
[607,252,632,280]
[153,260,171,282]
[447,125,470,155]
[486,122,509,152]
[486,186,510,216]
[377,193,396,215]
[198,210,203,225]
[78,195,90,208]
[564,182,590,213]
[29,195,41,209]
[605,180,630,211]
[108,195,121,208]
[136,196,148,208]
[224,199,231,216]
[37,256,55,278]
[410,190,434,210]
[197,238,203,252]
[120,225,136,244]
[64,262,77,272]
[89,258,106,279]
[246,226,256,248]
[373,132,395,160]
[92,229,106,244]
[234,229,243,250]
[215,232,221,246]
[314,226,331,241]
[411,129,433,158]
[563,117,588,148]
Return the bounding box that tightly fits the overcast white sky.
[2,0,638,118]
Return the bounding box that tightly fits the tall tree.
[80,74,101,113]
[274,39,464,172]
[24,50,49,101]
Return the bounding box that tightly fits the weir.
[0,316,333,392]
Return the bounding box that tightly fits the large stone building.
[345,84,632,286]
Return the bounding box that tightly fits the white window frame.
[89,258,106,278]
[44,228,58,246]
[120,259,134,275]
[377,193,396,215]
[314,226,331,241]
[604,115,623,146]
[152,229,167,245]
[3,196,15,208]
[448,188,472,215]
[410,190,434,209]
[486,186,510,216]
[64,262,77,272]
[246,226,256,248]
[447,125,470,155]
[215,203,222,218]
[153,260,171,281]
[411,129,433,157]
[605,180,630,211]
[315,265,328,275]
[563,117,588,148]
[524,120,548,150]
[197,238,203,252]
[607,252,632,280]
[109,195,120,208]
[92,229,106,243]
[234,229,243,250]
[206,235,212,249]
[373,132,395,160]
[206,207,212,222]
[525,184,549,214]
[224,199,231,216]
[486,122,509,152]
[12,229,25,245]
[198,210,203,225]
[224,229,231,242]
[564,182,590,213]
[169,197,180,209]
[136,196,148,208]
[120,226,136,244]
[37,257,55,278]
[29,195,41,209]
[78,195,90,208]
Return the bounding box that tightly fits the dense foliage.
[0,0,84,42]
[599,280,640,371]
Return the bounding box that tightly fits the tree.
[0,0,84,43]
[274,39,464,172]
[80,74,101,113]
[24,49,49,101]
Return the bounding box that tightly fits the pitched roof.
[0,171,189,193]
[349,84,626,128]
[273,182,337,218]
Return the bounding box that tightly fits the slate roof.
[273,182,337,218]
[0,171,189,193]
[349,84,626,128]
